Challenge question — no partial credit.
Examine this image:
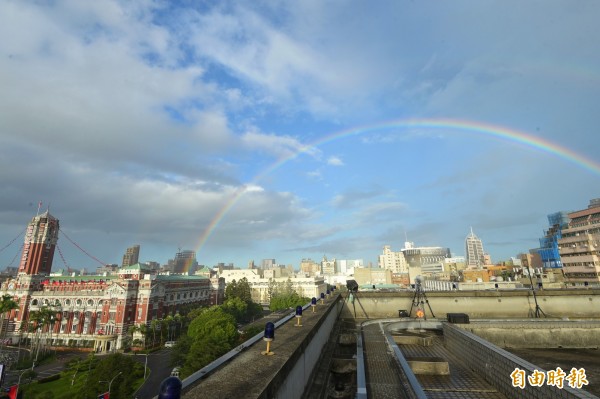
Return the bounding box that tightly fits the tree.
[170,334,192,368]
[127,324,140,349]
[173,313,182,339]
[269,292,309,311]
[77,353,143,399]
[181,307,239,377]
[236,278,252,303]
[225,278,252,303]
[224,279,238,300]
[150,319,159,348]
[0,294,18,348]
[28,306,58,361]
[138,323,148,348]
[221,297,248,323]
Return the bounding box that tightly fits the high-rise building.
[261,259,276,269]
[378,246,408,273]
[122,244,140,267]
[173,250,197,273]
[19,211,59,275]
[537,212,569,269]
[558,199,600,284]
[465,228,485,268]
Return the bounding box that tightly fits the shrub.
[38,374,61,384]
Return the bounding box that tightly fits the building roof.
[120,263,145,271]
[37,210,58,221]
[154,274,209,281]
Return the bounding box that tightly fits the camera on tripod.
[346,279,359,292]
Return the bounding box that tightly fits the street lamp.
[144,352,149,380]
[100,371,122,396]
[15,368,30,398]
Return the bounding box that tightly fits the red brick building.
[0,212,223,352]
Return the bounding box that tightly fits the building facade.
[218,269,326,305]
[557,199,600,284]
[378,246,408,273]
[537,212,569,269]
[0,213,220,352]
[321,256,336,275]
[300,259,320,276]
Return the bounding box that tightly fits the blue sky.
[1,1,599,270]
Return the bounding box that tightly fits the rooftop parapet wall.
[337,289,600,319]
[454,320,600,349]
[182,295,342,399]
[443,322,599,399]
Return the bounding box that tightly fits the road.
[0,348,175,398]
[132,349,176,399]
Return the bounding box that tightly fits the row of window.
[564,272,600,278]
[31,298,96,307]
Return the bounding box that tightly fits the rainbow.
[189,117,600,269]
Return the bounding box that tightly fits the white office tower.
[465,228,485,268]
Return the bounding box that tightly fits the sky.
[1,1,599,271]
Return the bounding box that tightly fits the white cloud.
[240,129,319,160]
[327,156,344,166]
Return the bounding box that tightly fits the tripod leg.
[425,298,435,318]
[354,293,369,319]
[409,289,418,316]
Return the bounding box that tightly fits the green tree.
[170,334,192,368]
[28,305,59,360]
[221,297,248,323]
[77,353,143,399]
[236,277,252,303]
[138,323,148,348]
[269,292,309,311]
[0,294,18,348]
[181,307,239,377]
[173,313,183,338]
[224,279,238,300]
[150,319,159,348]
[225,278,252,302]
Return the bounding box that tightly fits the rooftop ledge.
[182,294,342,399]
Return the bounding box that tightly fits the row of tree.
[174,278,261,376]
[172,277,312,377]
[127,313,185,349]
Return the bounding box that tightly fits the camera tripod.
[409,280,435,319]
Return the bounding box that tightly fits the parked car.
[165,341,176,348]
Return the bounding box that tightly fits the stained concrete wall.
[273,299,341,399]
[339,289,599,319]
[182,296,342,399]
[443,323,599,399]
[455,320,600,349]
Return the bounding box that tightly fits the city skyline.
[1,2,600,270]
